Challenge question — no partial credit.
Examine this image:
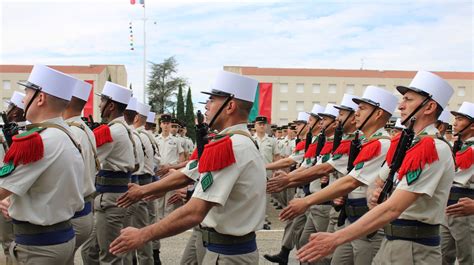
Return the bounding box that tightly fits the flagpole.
[143,2,147,103]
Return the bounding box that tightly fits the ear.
[37,92,47,107]
[375,108,384,120]
[226,99,237,114]
[424,100,438,115]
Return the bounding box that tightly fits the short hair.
[67,97,87,113]
[235,99,253,117]
[44,93,69,112]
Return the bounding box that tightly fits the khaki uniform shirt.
[348,128,391,199]
[155,134,183,165]
[453,137,473,187]
[255,134,279,178]
[130,126,145,174]
[394,125,455,225]
[66,116,97,197]
[142,129,161,170]
[97,116,135,173]
[192,123,266,236]
[136,126,154,175]
[0,117,84,225]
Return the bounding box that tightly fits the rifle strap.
[27,122,82,157]
[67,121,101,171]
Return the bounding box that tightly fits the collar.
[219,123,249,135]
[417,124,438,136]
[65,115,83,123]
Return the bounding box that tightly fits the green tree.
[147,56,186,114]
[185,87,196,142]
[176,84,185,122]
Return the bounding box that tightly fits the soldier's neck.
[256,131,265,138]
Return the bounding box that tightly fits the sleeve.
[349,140,390,186]
[327,153,349,176]
[177,138,184,154]
[180,160,200,182]
[272,138,280,156]
[0,133,59,196]
[97,124,119,162]
[289,150,304,165]
[192,161,241,206]
[396,140,455,197]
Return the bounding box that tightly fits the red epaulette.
[385,133,402,166]
[294,140,306,152]
[303,143,317,158]
[396,137,438,180]
[333,139,352,155]
[455,147,473,171]
[93,124,113,147]
[320,141,334,155]
[4,127,45,166]
[190,148,198,160]
[198,135,236,173]
[353,139,381,166]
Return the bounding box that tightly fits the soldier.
[143,111,162,264]
[62,79,97,262]
[296,71,455,265]
[254,115,280,229]
[390,118,405,136]
[281,86,398,265]
[263,110,320,264]
[0,64,84,264]
[268,94,360,265]
[155,114,185,219]
[0,91,26,265]
[93,81,135,264]
[110,70,266,264]
[441,101,473,265]
[436,108,451,137]
[179,122,194,159]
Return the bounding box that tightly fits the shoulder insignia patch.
[406,169,421,185]
[332,154,342,160]
[189,160,198,170]
[201,172,213,192]
[0,162,15,178]
[355,162,364,170]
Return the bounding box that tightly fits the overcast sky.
[1,0,473,106]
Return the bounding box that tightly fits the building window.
[329,101,336,104]
[280,83,288,93]
[346,84,355,94]
[312,84,321,94]
[312,101,320,105]
[2,80,11,90]
[378,84,386,89]
[457,86,466,97]
[280,101,288,111]
[280,118,288,125]
[328,84,337,94]
[296,83,304,93]
[296,101,304,111]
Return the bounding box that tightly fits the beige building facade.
[224,66,473,125]
[0,64,127,121]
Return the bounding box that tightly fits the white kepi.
[136,102,151,117]
[451,102,474,121]
[396,71,454,109]
[335,93,359,112]
[146,112,156,124]
[437,107,451,124]
[202,70,259,102]
[295,112,310,123]
[72,80,92,102]
[307,104,325,118]
[18,64,77,101]
[97,81,132,105]
[353,86,398,115]
[6,91,26,110]
[318,103,339,119]
[126,97,138,112]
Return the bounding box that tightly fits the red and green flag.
[249,83,273,123]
